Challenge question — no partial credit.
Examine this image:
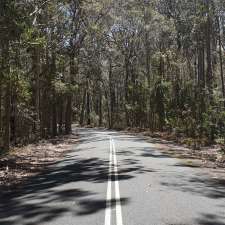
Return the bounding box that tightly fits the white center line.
[112,138,124,225]
[105,137,123,225]
[105,137,112,225]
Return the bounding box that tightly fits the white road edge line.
[105,137,112,225]
[112,138,124,225]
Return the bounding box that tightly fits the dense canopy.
[0,0,225,150]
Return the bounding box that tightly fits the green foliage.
[53,80,67,95]
[22,28,47,47]
[8,69,31,103]
[1,0,225,149]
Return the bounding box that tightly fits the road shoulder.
[0,133,79,190]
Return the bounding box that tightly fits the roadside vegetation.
[1,0,225,166]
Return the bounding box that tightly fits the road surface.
[1,128,225,225]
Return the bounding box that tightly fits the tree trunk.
[3,82,11,151]
[65,54,77,134]
[217,16,225,107]
[65,94,72,134]
[145,32,152,129]
[2,40,11,151]
[11,87,16,145]
[58,95,64,134]
[124,57,130,127]
[51,51,57,137]
[99,89,103,127]
[109,60,115,128]
[198,38,205,90]
[206,10,213,97]
[52,91,57,137]
[87,88,91,126]
[0,79,2,138]
[80,90,86,126]
[65,57,73,134]
[32,46,41,131]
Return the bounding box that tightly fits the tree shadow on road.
[160,171,225,199]
[76,198,129,216]
[0,145,141,225]
[167,213,225,225]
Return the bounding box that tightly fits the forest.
[1,0,225,151]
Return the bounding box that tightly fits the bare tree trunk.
[11,87,16,145]
[52,91,57,137]
[3,83,11,151]
[109,60,115,128]
[51,51,57,137]
[65,94,72,134]
[40,49,50,138]
[3,40,11,151]
[32,46,41,130]
[124,57,130,127]
[206,10,213,97]
[79,90,86,126]
[99,89,103,127]
[198,38,205,90]
[0,79,2,137]
[65,55,76,134]
[217,16,225,107]
[145,32,152,129]
[58,95,64,134]
[86,85,91,125]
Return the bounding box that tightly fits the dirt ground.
[1,127,225,190]
[0,133,79,189]
[123,128,225,169]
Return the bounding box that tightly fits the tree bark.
[2,40,11,151]
[206,9,213,96]
[197,38,205,90]
[79,90,86,126]
[86,85,91,125]
[51,51,57,137]
[32,46,41,129]
[58,95,64,134]
[0,79,2,138]
[124,56,130,127]
[217,16,225,107]
[99,89,103,127]
[65,55,76,134]
[109,60,115,128]
[65,94,72,134]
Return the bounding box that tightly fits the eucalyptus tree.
[1,0,225,150]
[0,0,25,150]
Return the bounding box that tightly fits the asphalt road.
[1,128,225,225]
